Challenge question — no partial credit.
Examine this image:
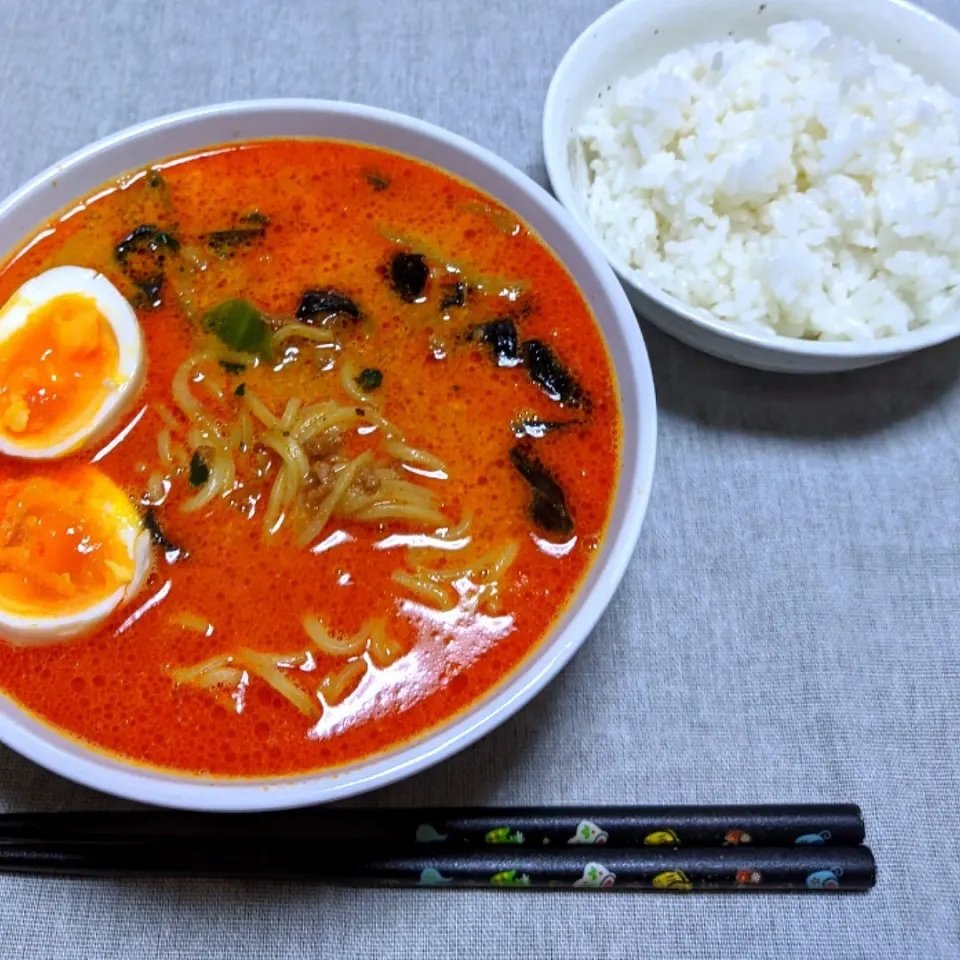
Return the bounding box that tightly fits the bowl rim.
[0,98,658,810]
[542,0,960,360]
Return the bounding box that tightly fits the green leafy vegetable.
[240,210,269,226]
[205,227,266,259]
[115,224,179,262]
[219,360,246,375]
[234,383,247,397]
[356,368,383,392]
[133,274,165,308]
[365,170,390,191]
[188,451,210,488]
[145,170,166,189]
[203,299,273,360]
[114,224,180,311]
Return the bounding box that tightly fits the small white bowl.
[0,100,657,810]
[544,0,960,373]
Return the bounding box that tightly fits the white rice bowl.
[577,19,960,342]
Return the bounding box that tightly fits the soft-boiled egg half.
[0,466,151,645]
[0,266,145,459]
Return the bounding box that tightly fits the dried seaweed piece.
[474,318,521,367]
[296,288,363,326]
[509,445,574,538]
[390,252,429,302]
[521,340,588,409]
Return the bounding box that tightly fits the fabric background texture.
[1,0,959,956]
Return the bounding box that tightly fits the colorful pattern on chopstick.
[411,805,865,848]
[350,847,873,891]
[0,839,876,891]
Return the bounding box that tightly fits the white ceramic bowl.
[0,100,657,810]
[544,0,960,373]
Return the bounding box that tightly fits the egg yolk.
[0,469,136,618]
[0,293,120,448]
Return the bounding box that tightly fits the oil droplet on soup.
[0,141,621,777]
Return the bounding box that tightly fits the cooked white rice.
[576,20,960,341]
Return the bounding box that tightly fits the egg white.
[0,266,145,460]
[0,471,153,646]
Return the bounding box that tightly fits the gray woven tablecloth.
[2,0,959,956]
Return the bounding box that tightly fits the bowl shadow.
[640,316,960,439]
[338,665,578,809]
[0,745,141,812]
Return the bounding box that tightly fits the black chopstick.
[0,805,873,891]
[0,838,875,891]
[0,804,864,848]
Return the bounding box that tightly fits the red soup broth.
[0,140,620,777]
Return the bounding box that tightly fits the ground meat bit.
[302,462,334,507]
[302,426,342,460]
[355,467,380,494]
[303,488,327,510]
[303,461,335,510]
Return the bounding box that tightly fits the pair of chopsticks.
[0,804,875,891]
